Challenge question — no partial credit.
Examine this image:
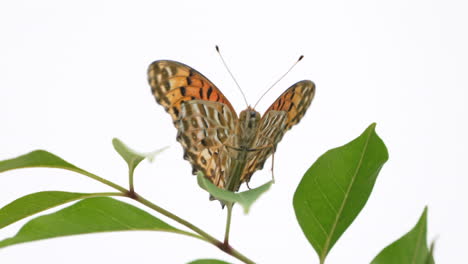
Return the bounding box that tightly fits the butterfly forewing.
[265,80,315,130]
[148,60,236,126]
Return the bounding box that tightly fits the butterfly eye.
[250,112,256,118]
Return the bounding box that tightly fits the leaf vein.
[328,169,346,195]
[306,200,329,238]
[314,176,338,214]
[320,129,373,261]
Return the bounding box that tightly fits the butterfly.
[148,60,315,192]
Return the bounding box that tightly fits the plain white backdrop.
[0,0,467,263]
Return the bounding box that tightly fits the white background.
[0,0,467,263]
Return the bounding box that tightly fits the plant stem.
[128,166,135,192]
[132,193,255,264]
[133,193,217,243]
[224,202,234,245]
[79,170,128,193]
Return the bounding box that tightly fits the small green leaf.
[0,197,188,249]
[187,259,232,264]
[112,138,145,171]
[0,191,121,229]
[426,239,436,264]
[371,207,434,264]
[0,150,91,175]
[197,172,272,214]
[112,138,168,167]
[293,123,389,263]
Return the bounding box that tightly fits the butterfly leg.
[271,151,275,183]
[246,144,276,183]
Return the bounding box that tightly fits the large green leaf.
[0,197,192,248]
[371,207,434,264]
[293,123,389,263]
[187,259,232,264]
[0,150,91,175]
[0,191,120,229]
[197,172,272,214]
[0,150,126,192]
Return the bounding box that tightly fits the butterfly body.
[148,60,315,192]
[223,107,263,191]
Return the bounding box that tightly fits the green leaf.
[371,207,434,264]
[0,191,120,229]
[197,172,272,214]
[0,197,188,249]
[187,259,233,264]
[293,123,389,263]
[426,239,436,264]
[0,150,92,176]
[0,150,127,192]
[112,138,145,171]
[112,138,168,191]
[112,138,168,167]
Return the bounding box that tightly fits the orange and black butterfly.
[148,60,315,192]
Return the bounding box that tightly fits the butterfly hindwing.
[177,100,238,188]
[241,111,288,183]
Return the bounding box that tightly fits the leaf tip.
[422,206,429,220]
[111,137,123,148]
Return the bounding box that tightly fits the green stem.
[128,166,135,192]
[133,193,218,243]
[229,246,256,264]
[224,202,234,245]
[78,170,128,193]
[132,193,254,264]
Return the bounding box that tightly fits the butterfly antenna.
[253,55,304,109]
[216,45,249,107]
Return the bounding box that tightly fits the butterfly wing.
[241,80,316,183]
[241,110,288,183]
[177,100,237,188]
[148,60,237,126]
[148,60,239,188]
[265,80,315,130]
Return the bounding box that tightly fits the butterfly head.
[240,106,260,126]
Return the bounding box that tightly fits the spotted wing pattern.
[241,111,288,183]
[265,80,316,130]
[148,60,236,126]
[176,100,237,188]
[242,80,316,183]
